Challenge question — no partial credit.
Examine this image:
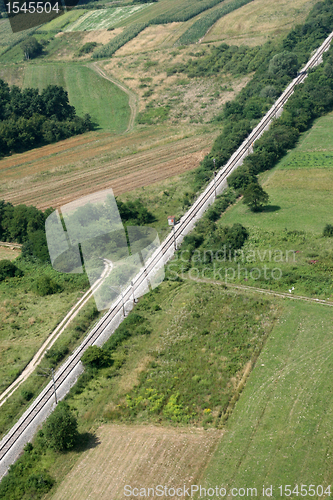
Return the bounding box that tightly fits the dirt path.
[190,277,333,307]
[89,62,138,133]
[0,261,113,408]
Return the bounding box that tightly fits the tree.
[20,37,42,60]
[268,51,298,79]
[44,402,78,452]
[243,183,269,211]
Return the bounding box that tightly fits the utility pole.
[131,280,137,304]
[168,216,176,250]
[37,366,57,405]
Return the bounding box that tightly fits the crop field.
[0,126,214,210]
[64,5,151,32]
[201,300,333,492]
[203,0,318,46]
[22,63,130,131]
[41,9,86,32]
[49,424,221,500]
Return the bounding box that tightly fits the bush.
[81,346,111,368]
[33,275,62,296]
[323,224,333,237]
[44,402,78,452]
[0,260,23,281]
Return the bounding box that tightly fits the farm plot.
[0,18,36,48]
[0,132,213,210]
[41,9,86,32]
[64,5,152,32]
[50,425,222,500]
[22,63,130,131]
[203,0,318,46]
[221,111,333,235]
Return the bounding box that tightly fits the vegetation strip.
[176,0,255,45]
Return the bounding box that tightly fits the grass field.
[221,112,333,234]
[41,9,86,32]
[201,299,333,494]
[0,18,36,48]
[64,5,151,32]
[0,260,87,394]
[203,0,318,46]
[22,63,130,131]
[49,424,221,500]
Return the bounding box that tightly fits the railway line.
[1,29,333,477]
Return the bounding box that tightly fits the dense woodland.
[0,81,93,157]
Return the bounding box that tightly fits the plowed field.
[0,128,214,209]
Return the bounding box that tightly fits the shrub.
[33,275,61,296]
[323,224,333,237]
[0,260,23,281]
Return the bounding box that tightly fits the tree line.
[0,81,93,158]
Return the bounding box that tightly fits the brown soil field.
[203,0,318,46]
[50,424,222,500]
[0,127,215,210]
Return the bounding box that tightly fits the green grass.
[201,299,333,495]
[64,5,151,32]
[59,280,279,429]
[41,9,86,32]
[219,113,333,235]
[0,259,89,396]
[22,63,130,131]
[0,18,36,47]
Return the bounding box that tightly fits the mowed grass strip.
[64,5,151,32]
[50,424,221,500]
[203,0,318,46]
[41,9,86,31]
[22,64,130,131]
[201,300,333,493]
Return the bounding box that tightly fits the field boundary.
[89,62,138,133]
[188,277,333,307]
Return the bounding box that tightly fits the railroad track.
[1,29,333,476]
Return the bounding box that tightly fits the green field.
[22,64,130,131]
[201,299,333,495]
[64,5,152,32]
[221,112,333,234]
[41,9,86,32]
